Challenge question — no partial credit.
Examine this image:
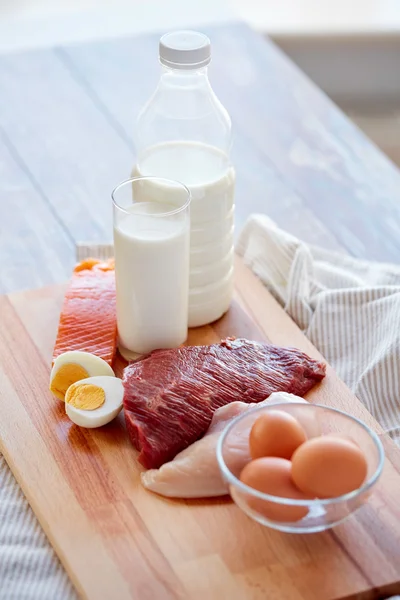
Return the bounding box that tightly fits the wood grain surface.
[0,258,400,600]
[1,23,400,296]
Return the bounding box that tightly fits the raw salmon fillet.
[52,258,117,366]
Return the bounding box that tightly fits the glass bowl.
[216,402,384,533]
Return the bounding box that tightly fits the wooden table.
[1,19,400,600]
[1,22,400,296]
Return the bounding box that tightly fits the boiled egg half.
[65,375,124,428]
[50,351,115,401]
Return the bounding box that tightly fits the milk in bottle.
[133,31,235,327]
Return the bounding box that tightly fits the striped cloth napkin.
[237,214,400,447]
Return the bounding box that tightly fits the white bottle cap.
[159,31,211,70]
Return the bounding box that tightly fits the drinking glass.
[112,176,191,359]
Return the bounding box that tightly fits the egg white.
[50,350,115,385]
[65,375,124,428]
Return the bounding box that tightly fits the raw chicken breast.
[141,392,315,498]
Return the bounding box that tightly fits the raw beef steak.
[123,338,326,468]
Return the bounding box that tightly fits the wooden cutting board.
[1,258,400,600]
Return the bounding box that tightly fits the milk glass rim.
[111,176,191,217]
[216,402,385,507]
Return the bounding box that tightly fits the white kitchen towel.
[0,455,76,600]
[237,214,400,446]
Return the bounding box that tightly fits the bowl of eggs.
[216,399,385,533]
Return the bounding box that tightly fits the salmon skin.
[52,258,117,366]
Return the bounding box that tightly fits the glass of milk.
[112,176,191,359]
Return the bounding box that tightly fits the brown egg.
[291,436,368,498]
[249,410,307,460]
[240,457,310,522]
[326,432,359,446]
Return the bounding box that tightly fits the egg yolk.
[50,363,89,401]
[65,383,105,410]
